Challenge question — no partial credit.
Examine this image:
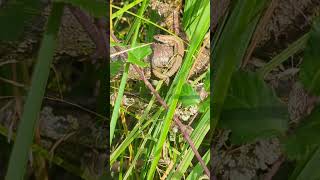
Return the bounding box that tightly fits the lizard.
[288,82,320,123]
[151,34,184,84]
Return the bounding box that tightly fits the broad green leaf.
[289,147,320,180]
[199,97,209,113]
[220,107,288,144]
[127,44,151,67]
[224,71,283,108]
[179,83,200,107]
[53,0,106,17]
[204,70,210,91]
[299,17,320,96]
[110,61,124,77]
[283,106,320,160]
[0,0,41,40]
[212,0,267,134]
[220,71,288,144]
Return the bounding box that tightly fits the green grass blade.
[147,1,210,178]
[110,63,129,145]
[0,124,95,180]
[5,3,64,180]
[258,32,310,78]
[294,147,320,180]
[124,0,149,44]
[110,81,162,165]
[110,0,147,147]
[111,5,178,39]
[111,0,144,19]
[123,119,157,179]
[172,110,210,179]
[212,0,267,136]
[110,117,152,164]
[186,150,210,180]
[299,18,320,95]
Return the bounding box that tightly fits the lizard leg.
[152,68,170,85]
[164,54,182,77]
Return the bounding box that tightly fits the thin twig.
[68,6,107,62]
[0,60,18,67]
[0,96,107,121]
[0,77,26,88]
[110,43,153,58]
[49,132,76,160]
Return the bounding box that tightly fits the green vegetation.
[213,0,320,179]
[111,0,210,179]
[0,0,107,179]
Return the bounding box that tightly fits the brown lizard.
[288,82,320,123]
[151,34,184,84]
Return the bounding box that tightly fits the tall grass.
[5,3,64,180]
[111,0,210,179]
[3,0,107,179]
